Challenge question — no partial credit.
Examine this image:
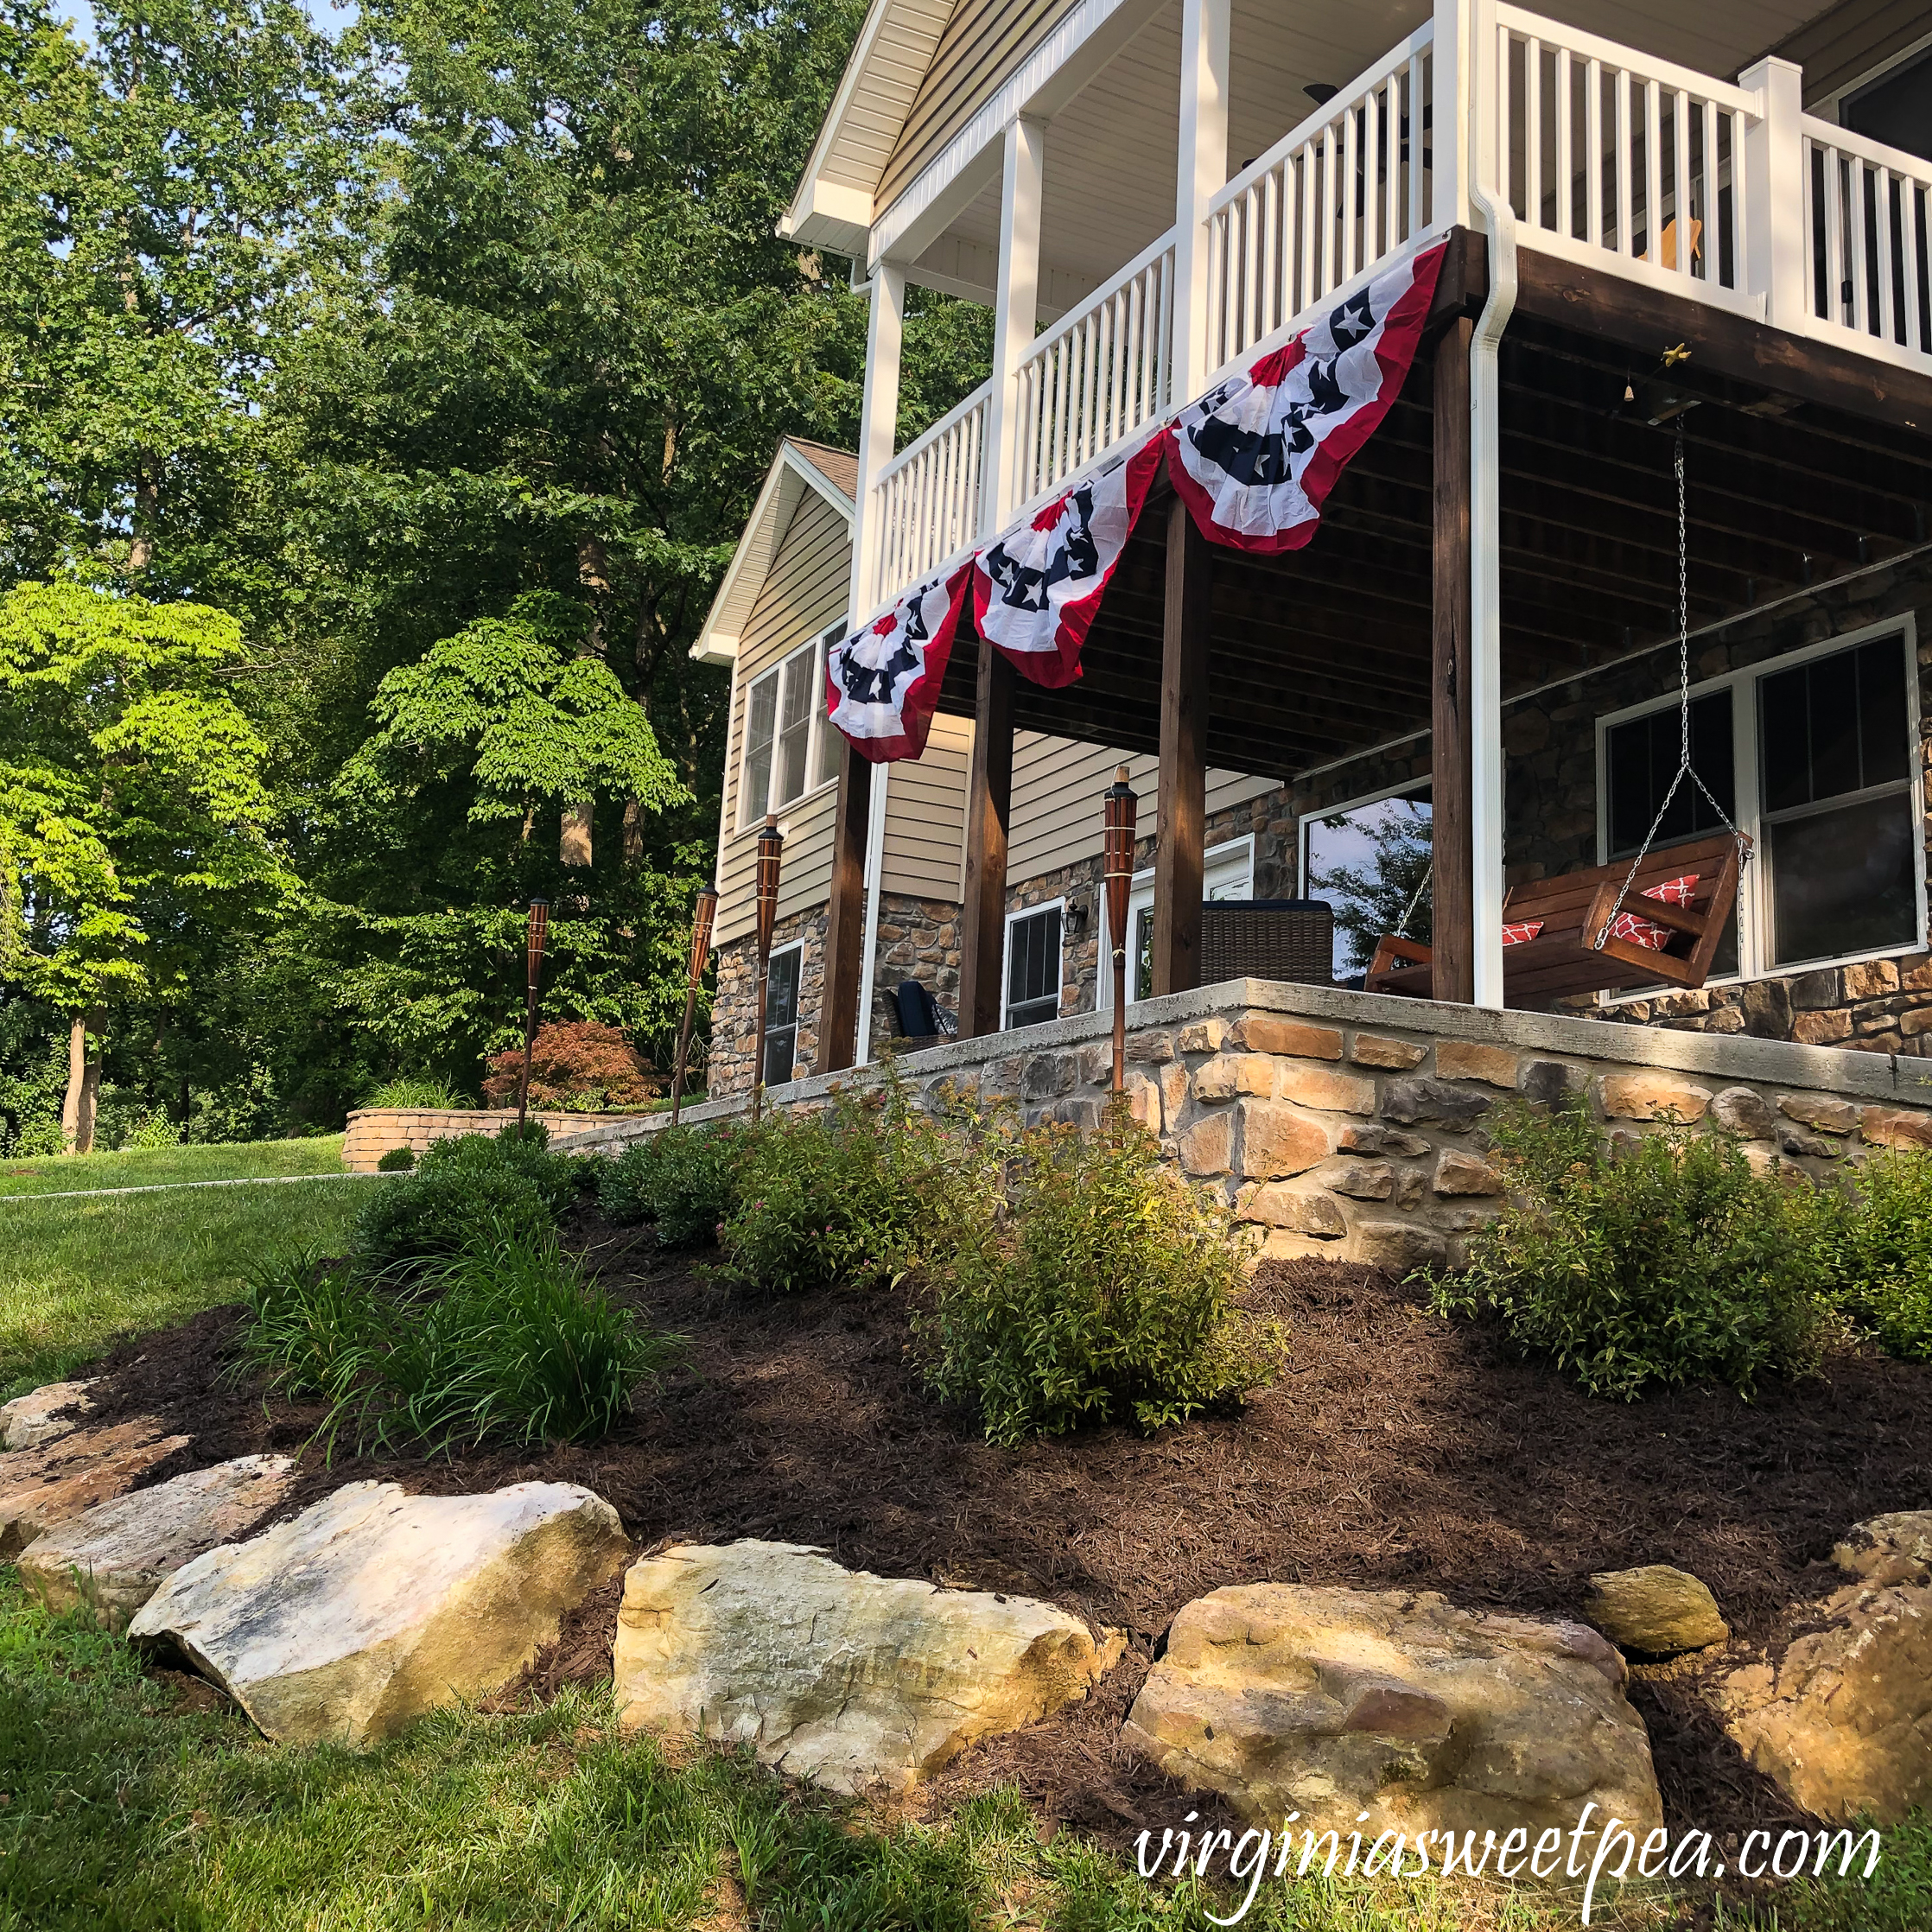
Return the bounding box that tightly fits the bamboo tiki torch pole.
[518,897,550,1134]
[1103,768,1138,1096]
[670,886,717,1126]
[751,817,784,1123]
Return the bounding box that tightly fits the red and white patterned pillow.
[1607,873,1700,951]
[1500,918,1545,947]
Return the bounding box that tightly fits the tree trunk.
[60,1009,104,1155]
[621,796,645,867]
[560,801,594,867]
[562,535,613,868]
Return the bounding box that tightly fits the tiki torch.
[670,884,717,1126]
[1103,766,1138,1094]
[751,816,784,1122]
[517,896,550,1133]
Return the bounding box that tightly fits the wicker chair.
[1198,899,1336,987]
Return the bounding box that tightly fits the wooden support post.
[1153,495,1210,997]
[819,740,871,1073]
[958,641,1015,1038]
[1432,315,1476,1006]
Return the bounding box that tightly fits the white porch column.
[982,116,1045,532]
[1430,0,1472,232]
[1740,57,1806,330]
[1171,0,1230,398]
[848,263,905,622]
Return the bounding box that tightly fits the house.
[697,0,1932,1109]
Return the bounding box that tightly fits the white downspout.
[1467,178,1516,1012]
[855,762,889,1064]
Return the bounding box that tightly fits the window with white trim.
[1003,902,1065,1031]
[738,623,842,832]
[761,942,803,1087]
[1596,621,1923,984]
[1103,837,1255,1007]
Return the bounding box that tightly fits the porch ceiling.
[931,284,1932,782]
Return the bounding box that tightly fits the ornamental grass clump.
[916,1100,1286,1446]
[715,1077,982,1294]
[237,1225,680,1453]
[599,1124,740,1246]
[1425,1096,1831,1401]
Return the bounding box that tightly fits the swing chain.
[1592,423,1751,952]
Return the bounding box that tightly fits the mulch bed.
[81,1217,1932,1846]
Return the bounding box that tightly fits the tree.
[0,582,285,1147]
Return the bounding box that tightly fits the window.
[1841,42,1932,165]
[1302,786,1432,977]
[761,944,803,1087]
[1595,623,1922,987]
[739,625,842,830]
[1003,903,1064,1030]
[1107,838,1256,1006]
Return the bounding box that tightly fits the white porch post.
[982,116,1045,532]
[1740,57,1806,330]
[1171,0,1230,398]
[1431,0,1471,231]
[848,263,905,622]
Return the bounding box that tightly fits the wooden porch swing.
[1365,419,1751,1007]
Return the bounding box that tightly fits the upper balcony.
[848,0,1932,616]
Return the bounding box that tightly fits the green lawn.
[0,1134,349,1198]
[0,1155,379,1395]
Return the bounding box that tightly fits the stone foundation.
[342,1107,634,1172]
[871,893,962,1046]
[556,979,1932,1268]
[710,909,829,1102]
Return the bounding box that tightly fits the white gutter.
[1468,177,1516,1012]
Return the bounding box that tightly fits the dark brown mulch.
[79,1228,1932,1846]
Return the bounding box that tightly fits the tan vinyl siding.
[881,711,971,899]
[1007,731,1274,881]
[1757,0,1930,105]
[876,0,1081,213]
[715,493,851,946]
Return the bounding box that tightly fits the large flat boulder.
[0,1418,191,1555]
[128,1480,627,1745]
[1719,1513,1932,1823]
[20,1454,296,1628]
[613,1540,1123,1795]
[0,1378,94,1450]
[1123,1584,1662,1840]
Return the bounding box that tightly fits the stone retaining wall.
[551,980,1932,1268]
[342,1108,636,1173]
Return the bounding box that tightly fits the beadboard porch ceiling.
[927,280,1932,783]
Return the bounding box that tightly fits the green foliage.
[376,1145,416,1172]
[1308,794,1433,973]
[917,1101,1285,1447]
[366,1076,464,1109]
[1427,1099,1832,1401]
[717,1082,977,1295]
[238,1223,680,1452]
[1809,1150,1932,1360]
[599,1123,739,1245]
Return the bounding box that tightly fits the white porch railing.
[1204,22,1438,372]
[1493,5,1757,314]
[1014,232,1175,508]
[861,2,1932,615]
[867,382,989,612]
[1802,116,1932,372]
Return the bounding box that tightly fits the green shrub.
[1426,1098,1831,1401]
[237,1228,680,1451]
[716,1081,978,1294]
[599,1125,740,1245]
[365,1076,464,1109]
[915,1101,1285,1446]
[353,1160,553,1269]
[376,1146,416,1172]
[1814,1149,1932,1359]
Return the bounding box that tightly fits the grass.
[0,1170,378,1397]
[0,1134,348,1198]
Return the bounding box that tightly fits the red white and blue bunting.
[823,560,971,763]
[972,439,1164,689]
[1163,240,1446,553]
[829,238,1446,759]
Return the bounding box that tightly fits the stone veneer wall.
[709,908,829,1102]
[553,978,1932,1271]
[870,893,962,1047]
[342,1107,635,1172]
